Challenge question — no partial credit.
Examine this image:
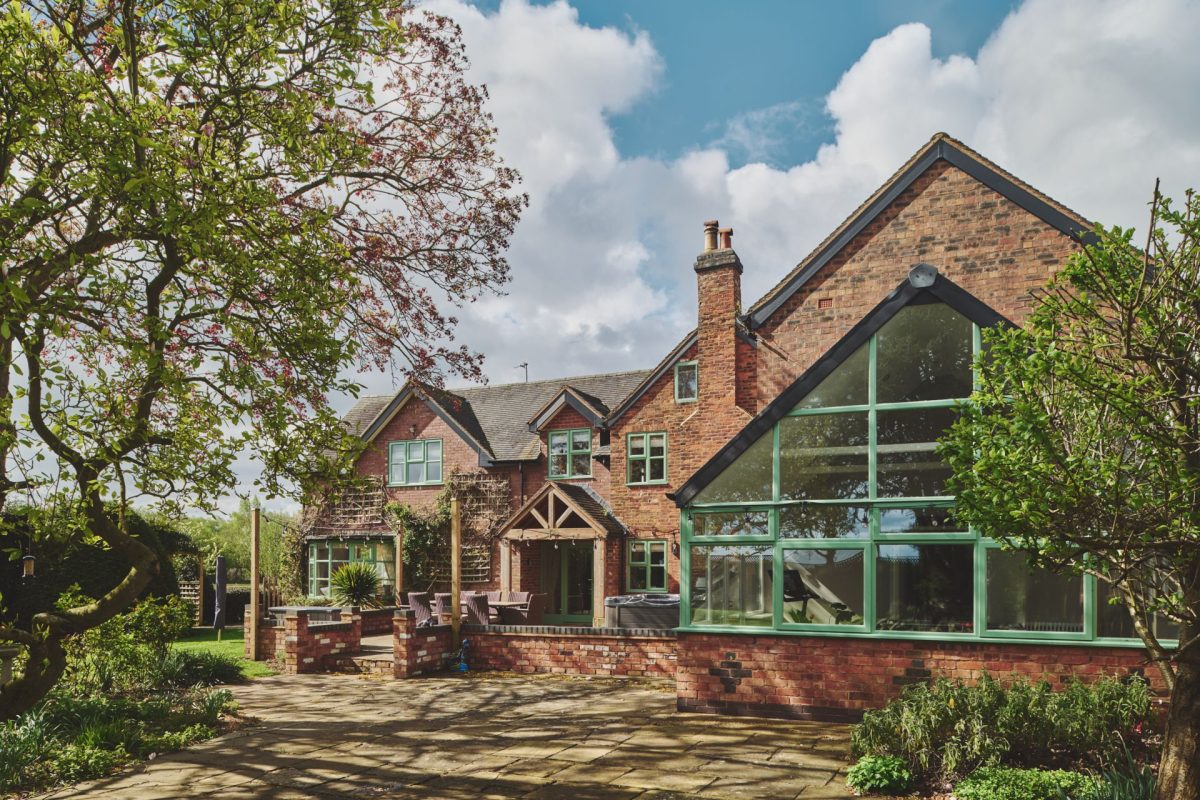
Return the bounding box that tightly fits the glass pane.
[782,549,865,625]
[649,542,666,564]
[628,436,646,457]
[689,545,773,627]
[795,344,868,409]
[629,459,647,483]
[316,545,329,560]
[649,458,666,482]
[426,461,442,482]
[876,544,974,632]
[550,454,568,476]
[572,429,591,450]
[692,511,769,538]
[407,441,424,460]
[650,566,667,590]
[550,433,568,454]
[780,413,869,500]
[649,434,666,457]
[779,505,869,538]
[677,364,698,399]
[876,303,973,403]
[425,440,441,460]
[986,550,1083,633]
[879,506,962,534]
[629,542,647,564]
[332,545,350,561]
[389,444,405,467]
[629,568,648,591]
[407,461,425,484]
[693,432,773,503]
[876,407,957,498]
[571,454,591,476]
[1096,582,1181,640]
[317,562,330,579]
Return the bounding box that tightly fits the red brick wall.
[467,627,677,679]
[538,407,610,499]
[249,622,287,662]
[753,161,1082,402]
[393,610,456,677]
[264,608,363,674]
[676,632,1165,721]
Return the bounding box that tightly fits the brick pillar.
[340,606,363,652]
[283,610,305,675]
[393,609,417,678]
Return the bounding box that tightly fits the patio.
[40,673,854,799]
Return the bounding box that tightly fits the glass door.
[541,540,593,624]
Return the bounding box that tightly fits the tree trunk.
[1156,647,1200,800]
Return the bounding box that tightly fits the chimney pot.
[719,228,733,249]
[703,220,719,252]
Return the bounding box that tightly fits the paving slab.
[34,672,854,799]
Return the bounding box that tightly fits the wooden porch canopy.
[497,481,620,542]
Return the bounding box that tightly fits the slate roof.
[344,369,650,462]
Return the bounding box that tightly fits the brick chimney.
[694,219,742,414]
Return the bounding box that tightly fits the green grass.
[173,627,276,679]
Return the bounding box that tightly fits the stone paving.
[40,673,854,800]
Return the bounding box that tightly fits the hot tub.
[603,594,680,629]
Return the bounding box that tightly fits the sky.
[254,0,1200,510]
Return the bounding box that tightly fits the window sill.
[627,481,669,487]
[548,475,593,481]
[674,398,698,405]
[386,481,444,488]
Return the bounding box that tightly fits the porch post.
[394,530,404,601]
[592,537,606,627]
[249,506,260,661]
[500,539,512,592]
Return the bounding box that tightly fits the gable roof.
[671,264,1010,507]
[497,480,627,540]
[345,369,650,464]
[527,386,612,432]
[746,132,1094,329]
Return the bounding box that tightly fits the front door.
[541,540,593,624]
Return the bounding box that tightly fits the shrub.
[850,674,1152,786]
[329,562,381,607]
[157,650,245,688]
[46,743,126,784]
[955,767,1099,800]
[846,755,912,795]
[0,710,52,789]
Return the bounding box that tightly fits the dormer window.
[548,428,591,479]
[674,361,698,403]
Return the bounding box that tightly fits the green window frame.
[674,360,698,403]
[627,432,668,485]
[307,539,396,599]
[387,438,443,486]
[627,540,668,593]
[678,303,1173,649]
[548,428,592,479]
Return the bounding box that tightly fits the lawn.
[173,627,276,679]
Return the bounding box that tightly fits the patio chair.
[511,591,531,606]
[498,593,547,626]
[434,592,456,625]
[408,592,434,627]
[485,591,502,604]
[464,594,491,625]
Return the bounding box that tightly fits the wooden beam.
[528,503,551,529]
[394,531,404,602]
[503,528,598,541]
[249,507,260,661]
[555,504,574,528]
[592,538,606,627]
[500,539,512,592]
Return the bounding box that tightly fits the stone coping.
[463,624,676,638]
[307,621,352,632]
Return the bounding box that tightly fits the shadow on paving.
[36,673,854,800]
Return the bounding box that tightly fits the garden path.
[38,673,853,799]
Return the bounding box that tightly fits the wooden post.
[499,539,512,593]
[450,496,461,646]
[249,506,261,661]
[394,530,404,604]
[196,557,206,626]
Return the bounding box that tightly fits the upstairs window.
[388,439,443,486]
[549,428,592,478]
[627,432,668,485]
[674,361,698,403]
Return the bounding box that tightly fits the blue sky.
[473,1,1017,169]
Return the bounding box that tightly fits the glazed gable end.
[748,140,1089,404]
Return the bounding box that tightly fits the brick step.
[324,652,395,678]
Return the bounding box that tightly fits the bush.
[851,674,1152,787]
[846,755,912,795]
[329,562,380,607]
[0,710,52,788]
[955,767,1099,800]
[46,743,126,784]
[157,650,245,688]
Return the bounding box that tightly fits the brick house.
[304,133,1171,714]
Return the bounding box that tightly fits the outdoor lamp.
[21,554,35,579]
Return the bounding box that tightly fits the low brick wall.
[242,607,364,674]
[676,632,1165,722]
[463,625,677,679]
[249,621,287,662]
[393,610,456,677]
[360,607,397,636]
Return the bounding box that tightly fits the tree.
[940,186,1200,800]
[0,0,524,717]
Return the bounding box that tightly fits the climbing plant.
[386,484,453,593]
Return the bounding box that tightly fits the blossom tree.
[0,0,524,716]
